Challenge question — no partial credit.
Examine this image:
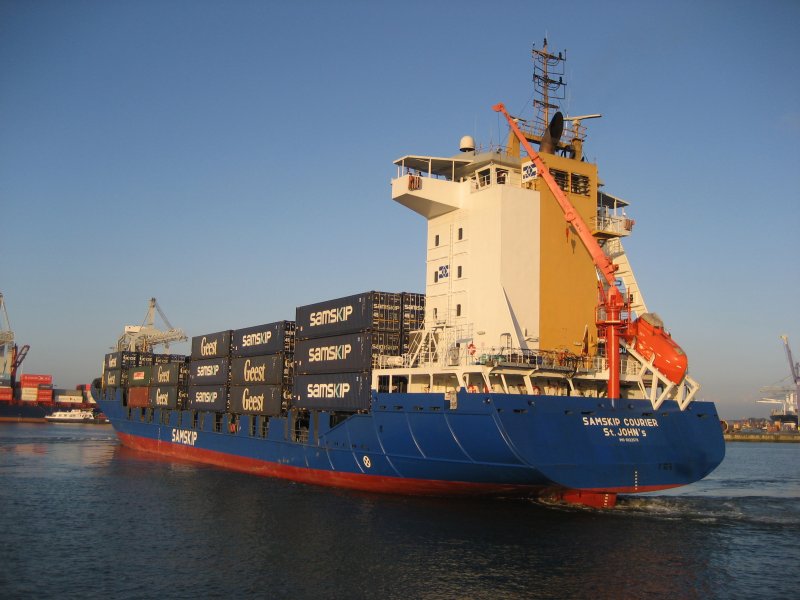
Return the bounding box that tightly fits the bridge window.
[458,227,463,240]
[571,173,590,196]
[435,234,440,246]
[457,266,462,278]
[551,169,569,192]
[456,304,462,317]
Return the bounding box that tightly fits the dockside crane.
[493,103,694,407]
[116,298,187,353]
[781,335,800,401]
[0,292,29,381]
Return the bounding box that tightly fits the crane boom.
[493,101,689,399]
[781,335,800,398]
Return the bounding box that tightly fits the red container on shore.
[127,387,150,408]
[37,389,53,401]
[20,374,53,386]
[0,387,12,401]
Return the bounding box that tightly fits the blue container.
[186,385,228,412]
[229,385,283,415]
[188,357,230,386]
[231,321,295,357]
[294,332,400,375]
[295,291,401,340]
[293,372,371,411]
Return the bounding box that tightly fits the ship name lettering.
[243,359,266,382]
[310,305,353,327]
[307,382,351,398]
[171,428,198,446]
[242,388,264,411]
[308,344,352,362]
[242,331,271,347]
[200,336,218,356]
[582,417,621,427]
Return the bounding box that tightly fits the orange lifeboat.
[626,313,688,384]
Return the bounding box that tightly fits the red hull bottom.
[116,432,680,509]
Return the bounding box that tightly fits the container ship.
[0,293,100,423]
[93,42,725,508]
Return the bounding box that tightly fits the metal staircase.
[603,238,648,318]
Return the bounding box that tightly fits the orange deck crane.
[493,103,688,399]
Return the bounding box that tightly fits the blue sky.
[1,0,797,419]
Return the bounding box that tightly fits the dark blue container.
[230,355,289,386]
[191,330,232,360]
[295,291,401,340]
[186,385,228,412]
[231,321,295,357]
[229,385,283,415]
[294,332,400,375]
[188,357,230,385]
[103,369,127,388]
[152,363,189,386]
[104,351,138,370]
[293,372,371,411]
[149,385,187,409]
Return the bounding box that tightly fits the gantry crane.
[494,103,694,406]
[116,298,187,353]
[1,292,29,381]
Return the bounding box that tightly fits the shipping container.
[294,332,401,375]
[55,395,84,404]
[151,363,189,386]
[295,291,402,340]
[293,372,372,411]
[191,330,232,360]
[137,353,155,366]
[152,353,173,365]
[19,373,53,386]
[104,351,138,370]
[0,387,13,401]
[103,369,127,388]
[148,385,187,410]
[127,387,150,408]
[228,385,283,415]
[188,357,230,386]
[230,354,290,386]
[231,321,295,357]
[186,385,228,412]
[128,365,154,387]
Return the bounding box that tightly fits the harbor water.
[0,424,797,599]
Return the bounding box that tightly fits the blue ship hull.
[96,388,725,507]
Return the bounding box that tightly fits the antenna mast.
[532,38,567,138]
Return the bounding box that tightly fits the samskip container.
[293,372,371,411]
[231,321,295,357]
[295,291,401,340]
[188,357,230,386]
[186,385,228,412]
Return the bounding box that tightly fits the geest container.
[295,291,401,340]
[128,365,153,387]
[228,385,283,415]
[294,332,399,375]
[191,330,232,360]
[188,357,229,386]
[103,369,127,388]
[293,372,372,411]
[187,385,228,412]
[230,355,290,386]
[151,363,189,386]
[104,351,138,370]
[148,386,187,409]
[231,321,295,357]
[127,387,150,408]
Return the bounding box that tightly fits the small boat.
[45,409,100,424]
